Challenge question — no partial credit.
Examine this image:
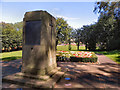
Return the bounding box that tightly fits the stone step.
[2,69,65,88]
[15,72,50,81]
[47,67,61,77]
[13,67,62,81]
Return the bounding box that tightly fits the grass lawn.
[0,51,22,62]
[57,45,85,51]
[1,45,120,64]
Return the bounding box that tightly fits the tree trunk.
[85,42,88,50]
[77,42,79,50]
[68,39,71,50]
[56,30,61,50]
[56,39,58,50]
[77,37,80,50]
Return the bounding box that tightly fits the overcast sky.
[1,1,99,29]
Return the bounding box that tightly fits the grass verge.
[1,45,119,64]
[0,51,22,62]
[94,50,120,64]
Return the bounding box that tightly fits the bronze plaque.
[25,21,41,45]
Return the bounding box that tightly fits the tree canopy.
[1,22,23,51]
[56,18,73,46]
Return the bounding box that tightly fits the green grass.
[57,45,85,51]
[1,45,120,64]
[94,50,120,64]
[0,50,22,62]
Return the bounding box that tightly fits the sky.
[1,1,99,29]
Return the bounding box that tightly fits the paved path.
[1,55,120,89]
[55,62,120,88]
[2,59,22,77]
[96,54,117,64]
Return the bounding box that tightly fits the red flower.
[76,56,79,57]
[63,51,67,52]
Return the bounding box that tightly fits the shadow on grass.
[115,56,120,64]
[1,56,22,62]
[94,50,120,55]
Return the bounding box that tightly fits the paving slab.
[2,54,120,89]
[55,62,120,89]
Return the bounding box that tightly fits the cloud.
[55,15,81,20]
[51,8,61,16]
[52,8,60,11]
[54,15,81,29]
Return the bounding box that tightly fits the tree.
[67,26,73,50]
[87,24,97,51]
[56,18,71,46]
[13,22,23,49]
[80,25,97,51]
[14,22,23,31]
[2,22,15,51]
[0,23,2,52]
[94,1,120,50]
[1,22,23,51]
[75,29,82,50]
[80,25,90,50]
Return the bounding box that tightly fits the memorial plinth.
[2,10,65,88]
[22,10,57,76]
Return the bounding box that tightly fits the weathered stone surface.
[22,10,57,75]
[2,68,65,88]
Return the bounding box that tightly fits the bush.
[70,55,97,62]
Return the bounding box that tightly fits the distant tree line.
[72,1,120,51]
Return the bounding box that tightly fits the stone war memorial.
[22,10,57,76]
[3,10,65,88]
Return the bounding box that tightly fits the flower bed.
[56,51,98,63]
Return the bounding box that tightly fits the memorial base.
[2,67,66,88]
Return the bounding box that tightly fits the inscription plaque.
[25,21,41,45]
